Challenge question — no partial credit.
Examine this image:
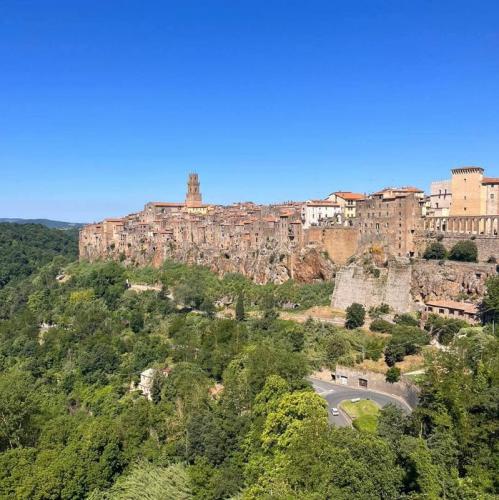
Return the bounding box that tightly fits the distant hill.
[0,218,85,229]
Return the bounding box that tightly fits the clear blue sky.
[1,1,498,222]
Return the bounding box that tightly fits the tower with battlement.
[186,173,202,208]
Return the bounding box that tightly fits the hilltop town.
[80,168,498,315]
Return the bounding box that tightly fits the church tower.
[185,173,202,208]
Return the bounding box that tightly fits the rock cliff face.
[411,260,495,303]
[331,255,496,312]
[98,236,335,285]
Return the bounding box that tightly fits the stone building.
[424,299,479,324]
[429,179,452,217]
[446,166,499,216]
[355,188,424,258]
[185,173,209,215]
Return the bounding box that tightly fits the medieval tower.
[185,173,202,208]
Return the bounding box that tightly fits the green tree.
[423,241,447,260]
[235,292,245,321]
[345,303,365,329]
[448,240,478,262]
[480,276,499,327]
[106,463,191,500]
[385,366,401,383]
[150,372,164,404]
[0,370,39,450]
[261,390,328,451]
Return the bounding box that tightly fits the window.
[359,378,368,388]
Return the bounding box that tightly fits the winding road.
[310,377,412,427]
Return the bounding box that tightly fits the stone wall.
[331,258,414,313]
[304,226,359,265]
[334,365,420,408]
[312,366,420,409]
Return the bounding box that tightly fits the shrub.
[384,325,429,365]
[364,338,385,361]
[368,303,390,319]
[384,343,405,366]
[325,334,350,364]
[345,303,366,329]
[393,313,419,327]
[385,366,401,383]
[370,319,394,333]
[423,242,447,260]
[448,240,478,262]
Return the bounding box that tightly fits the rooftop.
[425,300,478,315]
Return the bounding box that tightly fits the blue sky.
[1,1,498,222]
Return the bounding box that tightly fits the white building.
[429,180,452,217]
[301,200,341,228]
[138,368,156,400]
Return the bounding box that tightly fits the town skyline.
[2,163,498,223]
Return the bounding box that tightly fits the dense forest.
[0,223,78,290]
[0,225,497,498]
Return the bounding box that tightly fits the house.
[424,300,479,324]
[326,191,365,219]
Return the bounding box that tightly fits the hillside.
[0,259,496,498]
[0,223,78,289]
[0,218,84,229]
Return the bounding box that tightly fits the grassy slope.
[340,399,380,433]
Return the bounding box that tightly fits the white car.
[331,407,339,416]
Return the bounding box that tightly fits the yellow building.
[327,191,365,219]
[449,167,499,216]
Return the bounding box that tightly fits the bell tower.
[186,173,202,208]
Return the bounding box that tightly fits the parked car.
[331,407,339,416]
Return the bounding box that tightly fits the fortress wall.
[331,260,414,313]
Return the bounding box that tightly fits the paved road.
[310,377,412,427]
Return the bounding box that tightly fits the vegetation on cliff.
[423,238,479,263]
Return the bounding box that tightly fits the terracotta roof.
[330,192,365,201]
[482,177,499,185]
[425,300,478,315]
